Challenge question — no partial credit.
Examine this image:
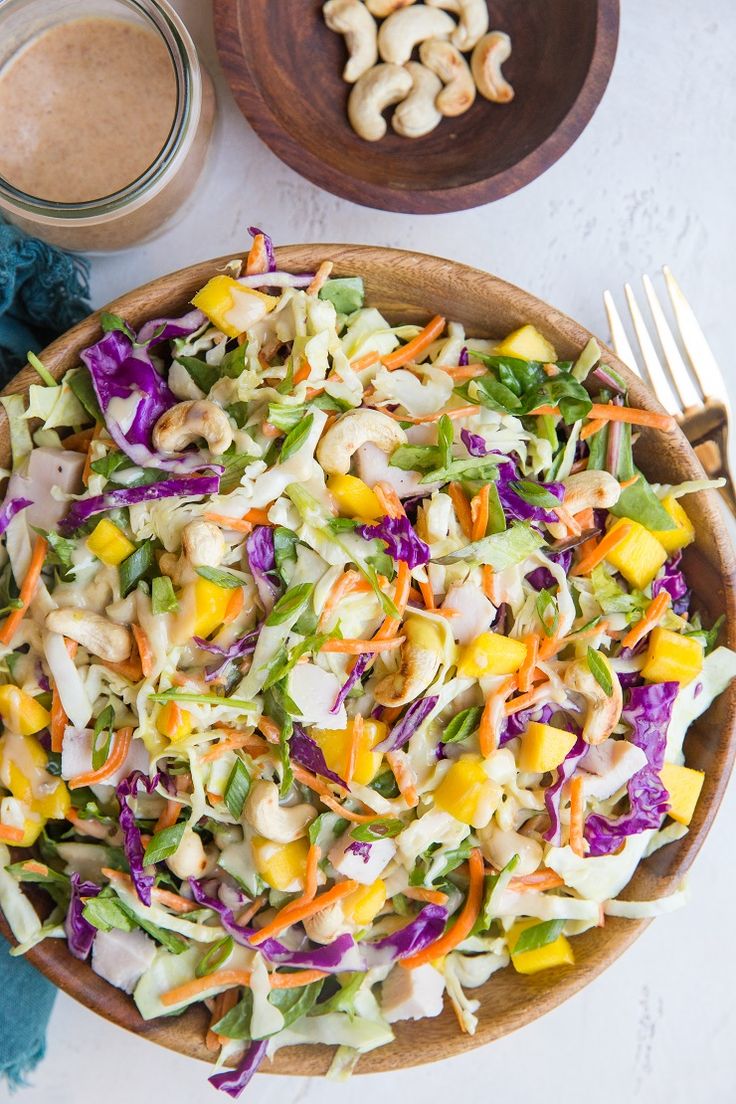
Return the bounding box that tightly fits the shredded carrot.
[619,473,641,490]
[444,364,486,380]
[221,586,245,625]
[68,726,133,789]
[470,483,490,542]
[61,427,95,451]
[343,714,363,786]
[318,570,364,630]
[382,404,482,425]
[319,794,378,822]
[382,315,446,371]
[0,824,24,843]
[621,590,671,650]
[261,421,282,439]
[101,654,144,682]
[207,988,239,1050]
[245,232,269,275]
[301,844,321,905]
[571,521,633,576]
[320,636,404,654]
[508,870,565,892]
[538,619,610,661]
[479,675,517,756]
[154,799,182,834]
[249,880,360,946]
[373,559,411,639]
[417,578,435,609]
[579,418,608,441]
[257,715,281,744]
[448,482,473,538]
[50,638,77,752]
[504,682,551,716]
[101,867,199,914]
[350,350,380,372]
[306,261,333,297]
[237,894,268,927]
[401,848,484,969]
[575,507,595,530]
[161,967,328,1007]
[292,360,312,386]
[481,564,502,605]
[517,633,539,694]
[373,481,405,520]
[292,763,334,798]
[66,807,111,840]
[553,505,582,538]
[243,508,273,526]
[533,403,674,431]
[201,732,267,762]
[21,860,50,876]
[386,748,418,808]
[403,886,449,906]
[203,512,252,533]
[569,776,585,857]
[0,536,47,646]
[131,624,153,679]
[81,424,101,487]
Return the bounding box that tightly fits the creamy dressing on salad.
[0,18,177,202]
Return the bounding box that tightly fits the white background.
[15,2,736,1103]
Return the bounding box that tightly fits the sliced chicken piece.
[91,927,157,994]
[580,739,648,801]
[441,583,496,645]
[381,962,445,1023]
[329,831,396,884]
[288,663,347,729]
[61,725,149,787]
[5,447,86,532]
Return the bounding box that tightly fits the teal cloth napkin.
[0,217,91,1089]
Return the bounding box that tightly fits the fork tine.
[642,275,702,409]
[603,289,639,375]
[624,283,682,415]
[663,266,731,410]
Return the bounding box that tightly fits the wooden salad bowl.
[213,0,620,213]
[2,246,735,1074]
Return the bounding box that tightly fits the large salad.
[0,231,734,1096]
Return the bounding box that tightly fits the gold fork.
[603,267,736,517]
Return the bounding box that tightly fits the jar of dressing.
[0,0,215,251]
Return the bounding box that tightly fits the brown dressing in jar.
[0,17,178,203]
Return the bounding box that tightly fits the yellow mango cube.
[0,733,47,802]
[252,835,309,892]
[327,474,383,521]
[457,632,528,679]
[509,919,575,975]
[0,797,45,847]
[495,325,558,363]
[343,879,387,926]
[650,495,695,554]
[312,719,386,786]
[192,577,232,639]
[518,722,577,773]
[0,685,51,737]
[434,755,499,827]
[86,519,136,566]
[156,702,193,743]
[660,762,705,825]
[192,276,278,339]
[641,627,703,686]
[32,778,71,821]
[605,518,667,589]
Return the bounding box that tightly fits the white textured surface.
[16,1,736,1102]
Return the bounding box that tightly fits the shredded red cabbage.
[247,226,276,271]
[460,427,488,457]
[543,734,586,844]
[376,695,439,753]
[499,703,554,746]
[0,496,32,538]
[59,474,220,534]
[622,682,679,770]
[525,549,574,591]
[116,771,165,906]
[209,1040,267,1098]
[652,554,690,615]
[476,450,564,524]
[137,308,205,347]
[194,631,259,683]
[458,346,469,367]
[361,903,448,967]
[245,526,281,610]
[65,872,101,960]
[290,723,347,787]
[330,652,370,715]
[357,514,430,568]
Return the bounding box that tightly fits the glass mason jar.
[0,0,215,251]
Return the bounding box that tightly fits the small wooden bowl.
[3,245,734,1075]
[213,0,620,213]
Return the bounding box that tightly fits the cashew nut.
[366,0,415,16]
[303,900,351,943]
[244,780,316,844]
[152,400,233,457]
[181,519,227,568]
[45,608,132,663]
[377,6,456,65]
[564,658,623,745]
[419,39,476,117]
[323,0,378,84]
[471,31,514,104]
[392,62,443,138]
[477,823,543,877]
[317,408,407,474]
[547,470,621,540]
[373,617,442,707]
[165,827,217,879]
[425,0,489,51]
[347,63,414,140]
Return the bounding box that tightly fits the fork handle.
[693,440,736,518]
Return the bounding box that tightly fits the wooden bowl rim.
[212,0,621,214]
[2,243,735,1076]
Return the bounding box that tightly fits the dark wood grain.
[2,245,734,1076]
[212,0,620,213]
